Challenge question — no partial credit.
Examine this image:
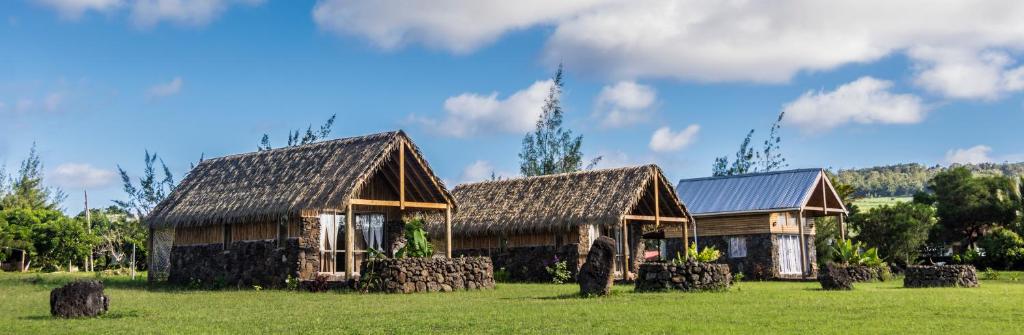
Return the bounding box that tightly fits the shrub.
[977,228,1024,270]
[982,268,1000,281]
[545,260,572,284]
[493,267,511,283]
[831,239,883,267]
[952,249,980,265]
[849,202,935,266]
[679,244,721,263]
[396,218,434,258]
[285,275,299,291]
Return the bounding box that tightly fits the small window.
[728,237,747,258]
[787,213,797,227]
[774,213,786,226]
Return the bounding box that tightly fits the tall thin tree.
[519,63,599,176]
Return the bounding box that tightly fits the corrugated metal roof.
[675,168,823,216]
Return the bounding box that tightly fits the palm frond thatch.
[147,130,452,228]
[430,164,688,236]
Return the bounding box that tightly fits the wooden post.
[653,171,660,227]
[399,141,405,210]
[445,205,452,258]
[345,203,354,280]
[21,251,26,272]
[797,210,808,277]
[85,190,92,272]
[621,219,630,276]
[839,214,846,241]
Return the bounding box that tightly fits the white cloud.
[911,48,1024,100]
[147,76,183,99]
[649,125,699,152]
[51,163,117,189]
[33,0,261,27]
[593,81,656,128]
[945,145,994,165]
[413,80,552,137]
[457,160,502,183]
[130,0,264,27]
[33,0,123,20]
[312,0,611,54]
[315,0,1024,98]
[782,77,926,132]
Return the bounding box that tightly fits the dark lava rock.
[818,263,854,290]
[578,236,616,296]
[50,280,109,318]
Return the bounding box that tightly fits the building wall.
[668,232,818,280]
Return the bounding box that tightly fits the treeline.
[834,162,1024,197]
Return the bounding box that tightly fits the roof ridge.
[677,168,822,184]
[453,164,656,189]
[201,130,402,163]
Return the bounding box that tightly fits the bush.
[545,260,572,284]
[679,244,721,263]
[831,239,883,267]
[396,218,433,258]
[977,228,1024,270]
[849,202,934,266]
[493,267,510,283]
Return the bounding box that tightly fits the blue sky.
[2,0,1023,213]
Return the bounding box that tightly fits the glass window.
[729,237,747,258]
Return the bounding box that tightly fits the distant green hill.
[834,162,1024,197]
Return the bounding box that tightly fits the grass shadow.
[18,310,143,321]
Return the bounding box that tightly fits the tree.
[257,114,337,151]
[977,227,1024,270]
[115,151,176,218]
[31,215,96,271]
[712,111,787,176]
[79,206,147,270]
[0,144,65,211]
[519,64,599,176]
[850,202,935,266]
[928,167,1019,251]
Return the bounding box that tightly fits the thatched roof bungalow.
[433,164,692,281]
[146,130,455,285]
[676,168,848,279]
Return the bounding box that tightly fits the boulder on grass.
[50,280,109,318]
[818,263,854,290]
[578,236,616,296]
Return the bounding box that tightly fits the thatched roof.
[148,130,452,228]
[431,164,689,236]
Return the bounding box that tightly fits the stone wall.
[360,257,495,293]
[845,265,891,282]
[168,239,302,288]
[904,265,979,288]
[454,244,579,282]
[635,261,731,292]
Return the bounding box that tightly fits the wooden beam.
[345,203,354,280]
[623,215,687,223]
[445,205,452,258]
[621,219,630,277]
[797,210,808,278]
[653,168,660,227]
[839,214,846,241]
[399,141,405,210]
[349,198,448,209]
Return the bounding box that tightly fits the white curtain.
[358,214,385,251]
[319,214,345,251]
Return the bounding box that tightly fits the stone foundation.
[844,265,891,282]
[454,245,579,282]
[904,265,979,288]
[168,239,302,288]
[671,234,818,280]
[635,261,731,292]
[360,257,495,293]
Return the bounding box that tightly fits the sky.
[2,0,1024,214]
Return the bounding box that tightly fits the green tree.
[977,227,1024,270]
[519,64,599,176]
[31,214,96,271]
[79,206,147,270]
[712,111,787,176]
[115,151,176,218]
[849,202,935,266]
[0,144,65,210]
[257,114,337,151]
[928,167,1019,251]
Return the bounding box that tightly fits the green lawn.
[3,272,1024,334]
[853,196,913,211]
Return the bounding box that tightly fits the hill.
[834,162,1024,197]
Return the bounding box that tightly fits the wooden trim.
[399,140,405,210]
[349,198,448,209]
[653,167,660,227]
[797,209,808,278]
[621,219,630,276]
[345,203,354,280]
[839,214,846,241]
[623,215,687,223]
[445,205,452,258]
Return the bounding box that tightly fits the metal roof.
[675,168,824,216]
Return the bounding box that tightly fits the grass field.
[4,272,1024,334]
[853,196,913,211]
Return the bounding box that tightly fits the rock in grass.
[578,236,616,296]
[818,263,854,291]
[50,280,109,318]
